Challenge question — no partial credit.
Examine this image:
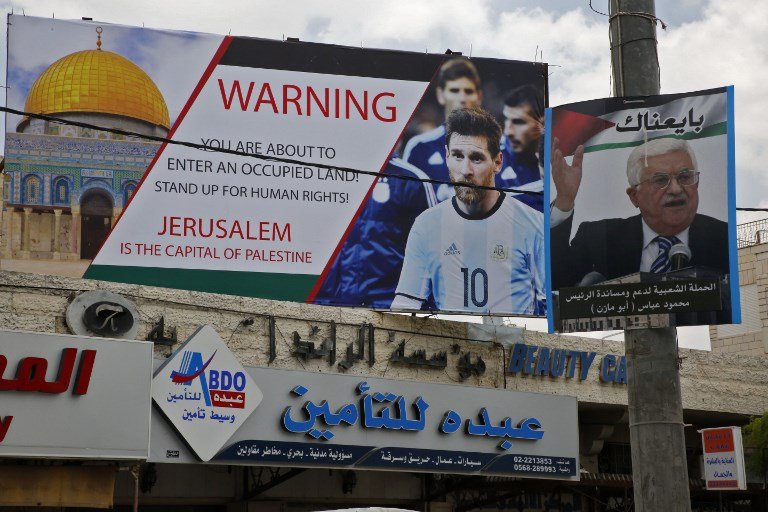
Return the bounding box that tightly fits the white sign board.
[0,330,153,459]
[151,325,263,461]
[701,426,747,490]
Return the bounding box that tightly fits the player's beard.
[452,171,494,205]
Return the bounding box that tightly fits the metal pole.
[132,464,139,512]
[763,446,767,512]
[609,1,691,511]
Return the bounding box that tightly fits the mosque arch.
[2,174,10,202]
[80,189,114,259]
[53,176,71,206]
[122,181,138,207]
[22,175,41,204]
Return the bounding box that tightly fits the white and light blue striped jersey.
[394,193,544,315]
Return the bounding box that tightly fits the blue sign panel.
[507,343,626,385]
[150,360,579,480]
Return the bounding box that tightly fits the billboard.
[0,329,153,459]
[544,87,739,332]
[3,15,547,316]
[150,326,579,480]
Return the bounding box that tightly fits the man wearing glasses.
[550,137,728,289]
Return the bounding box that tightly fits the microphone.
[669,243,692,271]
[578,271,607,287]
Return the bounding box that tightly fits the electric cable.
[0,105,541,197]
[2,105,764,211]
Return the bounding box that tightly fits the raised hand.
[551,137,584,212]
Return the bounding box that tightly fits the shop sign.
[150,327,579,480]
[152,325,263,461]
[0,330,152,459]
[702,426,747,490]
[507,343,626,384]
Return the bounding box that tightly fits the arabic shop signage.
[149,327,579,480]
[152,325,263,461]
[701,427,747,491]
[0,329,153,459]
[507,343,626,385]
[558,279,721,320]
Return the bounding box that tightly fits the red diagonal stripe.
[552,110,615,156]
[170,351,217,383]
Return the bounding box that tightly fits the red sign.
[0,348,96,395]
[0,348,97,444]
[704,428,735,453]
[210,390,245,409]
[708,480,739,488]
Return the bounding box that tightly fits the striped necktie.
[650,235,681,274]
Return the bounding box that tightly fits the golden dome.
[23,49,170,129]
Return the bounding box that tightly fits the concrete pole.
[610,0,660,97]
[609,1,692,510]
[625,327,690,509]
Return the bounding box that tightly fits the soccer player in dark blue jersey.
[498,84,545,211]
[313,158,437,308]
[403,58,482,203]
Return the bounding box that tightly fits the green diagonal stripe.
[584,122,728,154]
[85,265,318,302]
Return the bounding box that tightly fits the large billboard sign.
[3,15,547,316]
[150,326,579,480]
[0,330,153,459]
[544,87,739,332]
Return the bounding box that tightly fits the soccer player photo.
[392,107,545,315]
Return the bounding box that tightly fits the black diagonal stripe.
[555,86,728,118]
[220,37,445,82]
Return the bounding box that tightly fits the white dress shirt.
[639,219,690,272]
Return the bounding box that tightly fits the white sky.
[2,0,765,349]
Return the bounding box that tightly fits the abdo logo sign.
[171,350,247,409]
[153,325,262,461]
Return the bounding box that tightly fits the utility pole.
[609,1,692,511]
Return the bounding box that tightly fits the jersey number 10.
[461,267,488,308]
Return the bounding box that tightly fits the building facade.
[2,31,168,261]
[711,218,768,357]
[1,266,767,511]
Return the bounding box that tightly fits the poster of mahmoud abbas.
[544,87,739,333]
[2,15,548,316]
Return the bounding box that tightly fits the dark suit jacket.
[551,213,730,289]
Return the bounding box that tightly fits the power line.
[0,105,542,197]
[4,105,762,211]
